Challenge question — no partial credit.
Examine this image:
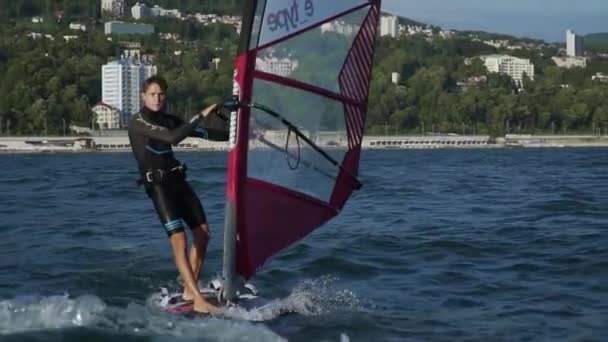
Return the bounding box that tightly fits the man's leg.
[179,180,211,300]
[147,184,216,314]
[183,224,210,300]
[169,230,216,313]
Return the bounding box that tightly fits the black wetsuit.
[128,107,228,236]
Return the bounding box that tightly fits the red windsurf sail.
[227,0,382,280]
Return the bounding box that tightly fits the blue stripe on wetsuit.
[164,219,184,232]
[146,145,173,155]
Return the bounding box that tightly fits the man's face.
[142,83,165,112]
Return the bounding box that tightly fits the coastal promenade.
[2,133,608,153]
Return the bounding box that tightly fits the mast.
[222,0,258,303]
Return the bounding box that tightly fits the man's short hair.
[142,75,168,93]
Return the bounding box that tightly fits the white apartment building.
[480,54,535,87]
[102,51,156,127]
[592,72,608,83]
[150,5,182,19]
[391,72,400,84]
[551,56,587,69]
[92,102,121,129]
[380,15,398,38]
[566,29,584,57]
[131,2,150,20]
[256,57,299,77]
[69,23,87,31]
[320,21,358,36]
[101,0,125,17]
[104,21,154,35]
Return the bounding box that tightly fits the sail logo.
[267,0,314,33]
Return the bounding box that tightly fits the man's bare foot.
[193,295,218,314]
[182,289,194,301]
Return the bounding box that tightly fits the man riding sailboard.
[132,0,381,316]
[128,75,228,314]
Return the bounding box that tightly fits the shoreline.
[2,134,608,154]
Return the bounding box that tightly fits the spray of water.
[219,275,362,321]
[0,294,284,341]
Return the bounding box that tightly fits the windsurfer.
[128,75,228,314]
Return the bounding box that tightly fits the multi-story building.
[101,0,125,17]
[104,21,154,35]
[566,29,584,57]
[391,72,400,84]
[128,3,184,22]
[101,50,157,127]
[592,72,608,83]
[255,57,299,77]
[131,2,150,20]
[150,5,182,19]
[320,21,358,36]
[480,54,535,87]
[92,102,121,129]
[69,23,87,31]
[551,56,587,69]
[380,15,398,38]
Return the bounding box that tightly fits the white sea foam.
[0,293,285,341]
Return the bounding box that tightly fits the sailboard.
[158,0,382,314]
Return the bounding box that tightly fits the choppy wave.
[1,150,608,341]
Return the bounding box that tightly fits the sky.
[383,0,608,42]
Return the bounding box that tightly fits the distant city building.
[131,2,150,20]
[455,75,488,92]
[592,72,608,83]
[439,30,455,39]
[118,41,142,49]
[101,50,157,127]
[27,32,54,40]
[380,15,398,38]
[255,57,298,77]
[161,9,182,19]
[194,13,219,23]
[101,0,125,17]
[209,58,221,70]
[131,4,183,19]
[192,13,242,34]
[69,23,87,31]
[150,5,162,17]
[63,35,78,42]
[566,29,584,57]
[551,56,587,69]
[159,33,180,41]
[321,21,358,36]
[391,72,400,84]
[401,25,433,37]
[150,5,182,19]
[483,39,510,48]
[92,102,121,129]
[104,21,154,35]
[31,16,44,23]
[479,54,535,87]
